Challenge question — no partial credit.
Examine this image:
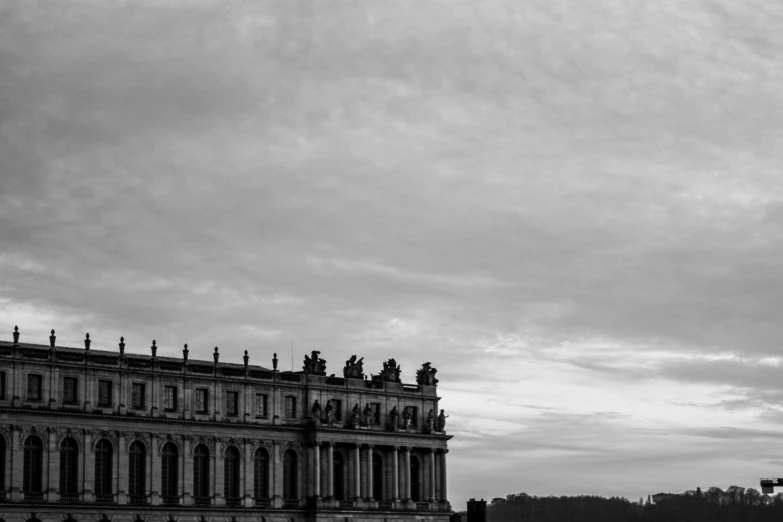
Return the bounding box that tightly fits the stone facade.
[0,331,451,522]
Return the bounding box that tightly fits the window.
[0,371,6,399]
[193,444,210,502]
[410,456,420,502]
[195,388,208,414]
[254,448,269,499]
[0,435,5,491]
[161,442,178,503]
[283,449,298,500]
[62,377,78,404]
[60,438,78,497]
[128,441,146,503]
[372,453,383,500]
[95,439,113,500]
[163,386,177,411]
[255,394,268,417]
[371,402,381,425]
[23,436,43,494]
[333,451,345,500]
[27,374,42,401]
[284,396,297,419]
[131,383,145,409]
[226,391,238,416]
[98,380,112,407]
[332,399,342,422]
[224,446,240,502]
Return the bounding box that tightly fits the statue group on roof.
[303,350,327,375]
[415,361,438,386]
[343,354,364,379]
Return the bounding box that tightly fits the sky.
[2,0,783,508]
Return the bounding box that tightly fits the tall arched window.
[254,448,269,501]
[59,438,79,501]
[0,435,6,492]
[22,435,43,498]
[283,449,298,501]
[128,441,146,504]
[94,439,113,502]
[372,453,383,501]
[161,442,178,504]
[224,446,240,505]
[193,444,210,505]
[333,451,345,500]
[410,456,420,502]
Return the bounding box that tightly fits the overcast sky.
[2,0,783,507]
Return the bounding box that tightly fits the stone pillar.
[353,444,361,500]
[10,427,21,501]
[359,446,367,500]
[47,430,58,502]
[149,437,160,506]
[313,442,321,499]
[366,446,374,501]
[83,431,94,502]
[402,447,411,501]
[326,443,334,499]
[439,449,448,502]
[214,441,224,506]
[272,441,283,507]
[429,449,436,502]
[244,442,254,507]
[182,437,193,505]
[391,446,399,501]
[117,433,127,505]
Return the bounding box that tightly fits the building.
[0,327,451,522]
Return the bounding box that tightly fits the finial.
[213,346,219,364]
[84,333,91,350]
[243,349,249,367]
[49,329,56,348]
[273,352,278,371]
[12,325,19,344]
[183,343,189,362]
[151,340,157,357]
[119,336,125,354]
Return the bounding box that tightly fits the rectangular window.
[98,380,112,407]
[226,391,239,416]
[195,388,208,413]
[0,371,7,399]
[63,377,78,403]
[27,374,42,401]
[410,406,418,427]
[255,393,268,417]
[131,382,145,409]
[284,396,297,418]
[332,399,342,421]
[371,402,381,425]
[164,386,177,410]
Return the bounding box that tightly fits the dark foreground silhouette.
[488,487,783,522]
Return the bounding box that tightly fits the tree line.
[487,486,783,522]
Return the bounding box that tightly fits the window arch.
[254,447,269,500]
[224,446,240,505]
[59,437,79,500]
[410,455,420,502]
[333,451,345,500]
[161,442,178,504]
[94,439,113,502]
[283,449,298,500]
[128,441,146,504]
[372,453,383,500]
[193,444,210,505]
[23,435,43,497]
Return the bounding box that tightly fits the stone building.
[0,328,451,522]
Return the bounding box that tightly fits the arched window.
[128,441,146,504]
[410,456,420,502]
[283,449,298,501]
[94,439,113,502]
[161,442,178,504]
[23,435,43,497]
[372,453,383,501]
[0,435,6,492]
[193,444,210,505]
[59,438,79,500]
[333,451,345,500]
[224,446,240,505]
[254,448,269,501]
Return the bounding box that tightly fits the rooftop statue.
[303,350,327,375]
[437,409,449,432]
[402,406,413,428]
[351,403,361,426]
[324,400,335,425]
[415,361,439,386]
[311,400,322,424]
[364,403,374,426]
[343,354,365,379]
[389,406,399,430]
[374,358,401,383]
[426,409,435,433]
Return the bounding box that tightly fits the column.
[313,442,321,498]
[117,433,128,504]
[439,449,448,502]
[391,446,399,501]
[352,444,361,500]
[182,437,193,505]
[428,449,436,502]
[402,447,410,501]
[366,446,374,501]
[149,437,159,505]
[244,442,254,507]
[272,441,283,507]
[214,441,224,506]
[83,431,94,502]
[10,427,21,501]
[47,430,58,502]
[359,446,367,499]
[326,443,334,499]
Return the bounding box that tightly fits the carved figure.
[363,403,374,426]
[374,358,402,383]
[343,355,365,379]
[437,409,449,431]
[415,362,439,386]
[303,350,327,375]
[426,409,435,433]
[351,403,361,425]
[325,400,335,425]
[402,406,412,429]
[389,406,399,429]
[311,400,322,423]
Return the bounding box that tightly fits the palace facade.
[0,328,451,522]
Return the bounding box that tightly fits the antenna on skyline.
[291,340,293,371]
